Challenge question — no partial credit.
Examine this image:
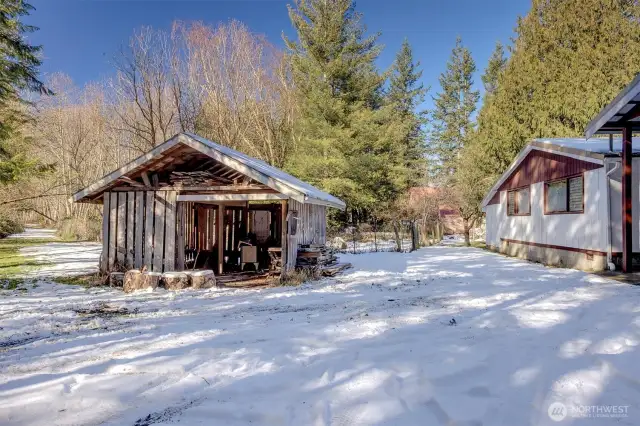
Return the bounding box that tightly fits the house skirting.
[499,238,608,271]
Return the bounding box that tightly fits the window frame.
[506,185,531,216]
[544,173,585,215]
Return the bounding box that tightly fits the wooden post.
[281,200,288,272]
[152,192,166,272]
[126,191,135,268]
[101,193,110,272]
[109,192,117,270]
[116,192,127,267]
[217,204,224,275]
[622,126,633,273]
[134,192,144,269]
[144,191,155,270]
[176,202,185,271]
[164,191,177,271]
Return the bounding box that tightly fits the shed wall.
[285,199,327,270]
[101,190,178,273]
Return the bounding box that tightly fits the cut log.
[163,272,190,290]
[142,272,162,290]
[123,269,142,293]
[189,270,217,289]
[109,272,125,287]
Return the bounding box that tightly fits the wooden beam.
[176,202,185,271]
[177,194,288,202]
[153,192,166,272]
[217,204,224,275]
[164,191,177,271]
[144,191,155,270]
[108,192,117,270]
[134,192,144,269]
[281,200,288,272]
[622,126,633,273]
[118,176,145,188]
[101,193,110,273]
[141,172,151,187]
[126,191,135,268]
[116,192,127,266]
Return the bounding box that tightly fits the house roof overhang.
[72,133,346,210]
[586,74,640,138]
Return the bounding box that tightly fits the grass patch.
[53,274,104,287]
[0,237,57,286]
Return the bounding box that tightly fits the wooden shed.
[73,133,345,276]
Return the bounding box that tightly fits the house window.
[545,175,584,214]
[507,186,530,216]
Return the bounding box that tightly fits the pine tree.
[481,42,506,96]
[0,0,50,183]
[428,37,479,178]
[284,0,390,218]
[386,38,428,185]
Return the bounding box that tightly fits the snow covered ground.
[2,239,640,425]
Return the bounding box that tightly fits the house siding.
[485,167,609,270]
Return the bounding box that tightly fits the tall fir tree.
[386,38,428,185]
[476,0,640,176]
[285,0,402,220]
[481,42,506,96]
[428,37,479,178]
[0,0,50,183]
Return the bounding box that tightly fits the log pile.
[170,171,225,186]
[296,244,351,277]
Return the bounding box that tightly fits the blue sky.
[27,0,530,110]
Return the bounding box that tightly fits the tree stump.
[123,269,142,293]
[109,272,125,287]
[163,272,190,290]
[190,270,217,289]
[142,272,162,290]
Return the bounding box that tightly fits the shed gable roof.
[73,133,346,210]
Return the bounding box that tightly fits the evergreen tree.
[0,0,50,183]
[476,0,640,175]
[386,38,428,185]
[428,37,479,178]
[481,42,506,96]
[284,0,394,219]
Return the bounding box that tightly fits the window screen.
[516,187,530,214]
[546,180,567,212]
[507,187,529,216]
[568,176,583,211]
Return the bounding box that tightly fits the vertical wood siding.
[286,199,328,270]
[487,150,603,205]
[101,190,179,274]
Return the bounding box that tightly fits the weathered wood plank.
[108,192,117,270]
[101,193,110,272]
[177,193,287,202]
[134,191,144,268]
[116,192,127,266]
[144,191,155,270]
[164,191,177,271]
[153,192,166,272]
[176,202,185,271]
[217,204,224,275]
[126,191,135,268]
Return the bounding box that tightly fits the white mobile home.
[482,138,639,271]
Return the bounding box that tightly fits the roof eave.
[585,74,640,139]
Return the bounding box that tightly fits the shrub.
[0,217,24,239]
[276,268,321,286]
[56,216,101,241]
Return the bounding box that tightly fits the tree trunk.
[463,217,471,246]
[393,221,402,252]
